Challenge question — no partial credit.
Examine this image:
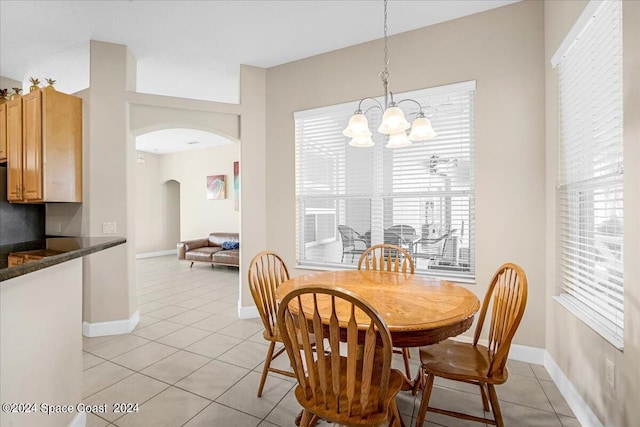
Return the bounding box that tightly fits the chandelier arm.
[396,98,425,116]
[363,105,383,115]
[356,97,384,112]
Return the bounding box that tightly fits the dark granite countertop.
[0,236,126,282]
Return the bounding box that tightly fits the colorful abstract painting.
[206,175,226,200]
[233,161,239,211]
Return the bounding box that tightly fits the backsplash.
[0,166,45,246]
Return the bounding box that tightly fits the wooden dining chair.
[277,285,404,427]
[413,263,528,427]
[357,244,414,379]
[248,251,299,397]
[358,243,415,274]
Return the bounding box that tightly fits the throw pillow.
[222,241,239,250]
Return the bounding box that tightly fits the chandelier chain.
[379,0,390,86]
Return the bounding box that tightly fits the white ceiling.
[1,0,519,104]
[135,129,234,154]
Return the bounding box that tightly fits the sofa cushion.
[208,232,239,247]
[212,249,239,266]
[185,247,222,262]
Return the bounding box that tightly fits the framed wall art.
[206,175,226,200]
[233,161,239,211]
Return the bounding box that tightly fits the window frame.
[552,0,624,349]
[294,81,476,283]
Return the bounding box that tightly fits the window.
[552,0,623,348]
[295,81,475,281]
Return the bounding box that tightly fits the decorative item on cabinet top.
[10,88,21,100]
[28,77,40,93]
[3,88,82,203]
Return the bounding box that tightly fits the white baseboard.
[136,249,177,259]
[68,411,86,427]
[82,310,140,337]
[238,303,259,319]
[544,351,604,427]
[508,343,546,365]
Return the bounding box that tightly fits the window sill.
[295,262,476,284]
[554,295,624,351]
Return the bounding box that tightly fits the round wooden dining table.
[277,269,480,350]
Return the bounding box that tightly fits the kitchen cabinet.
[0,102,6,162]
[6,98,22,201]
[4,89,82,203]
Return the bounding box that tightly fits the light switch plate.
[102,222,117,234]
[606,359,615,388]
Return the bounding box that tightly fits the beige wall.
[79,41,138,324]
[263,0,546,347]
[0,76,21,93]
[134,151,180,253]
[130,103,239,142]
[1,258,83,427]
[158,144,240,241]
[238,65,268,311]
[544,1,640,425]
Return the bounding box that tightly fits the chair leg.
[415,372,435,427]
[487,384,504,427]
[479,382,490,412]
[300,409,313,427]
[389,399,404,427]
[189,262,194,268]
[401,348,412,379]
[412,367,424,396]
[257,341,276,397]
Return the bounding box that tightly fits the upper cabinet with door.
[4,89,82,203]
[0,102,7,162]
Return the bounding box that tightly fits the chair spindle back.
[473,263,528,376]
[358,244,415,274]
[277,286,394,417]
[248,251,290,339]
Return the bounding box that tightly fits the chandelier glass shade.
[342,0,437,148]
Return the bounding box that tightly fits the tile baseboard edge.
[544,351,604,427]
[82,310,140,337]
[238,303,259,319]
[67,410,86,427]
[135,249,177,259]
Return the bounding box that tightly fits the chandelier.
[342,0,437,148]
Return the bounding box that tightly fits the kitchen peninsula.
[0,236,125,427]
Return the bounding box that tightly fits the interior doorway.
[164,179,181,249]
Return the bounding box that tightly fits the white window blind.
[554,0,623,348]
[295,81,475,281]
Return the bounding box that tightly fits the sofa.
[177,232,239,268]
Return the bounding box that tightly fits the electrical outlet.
[56,222,62,233]
[102,222,117,234]
[606,359,615,388]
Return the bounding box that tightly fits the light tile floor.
[83,256,580,427]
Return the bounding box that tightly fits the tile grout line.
[530,365,576,424]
